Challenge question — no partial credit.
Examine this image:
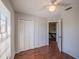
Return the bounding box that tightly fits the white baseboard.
[62,50,76,59]
[15,44,49,54]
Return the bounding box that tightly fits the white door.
[17,20,34,52]
[24,21,34,50]
[56,20,62,52]
[17,20,25,52]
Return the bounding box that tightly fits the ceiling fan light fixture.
[54,1,58,5]
[54,0,62,5]
[48,5,56,12]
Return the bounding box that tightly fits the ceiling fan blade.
[57,2,70,6]
[38,5,49,11]
[51,0,57,3]
[54,0,63,5]
[65,7,72,11]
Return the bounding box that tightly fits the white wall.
[15,13,49,53]
[61,0,79,58]
[0,1,11,59]
[1,0,15,59]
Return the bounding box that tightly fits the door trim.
[47,19,63,53]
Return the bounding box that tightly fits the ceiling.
[10,0,72,18]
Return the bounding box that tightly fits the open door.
[56,19,62,52]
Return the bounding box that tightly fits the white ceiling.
[10,0,72,18]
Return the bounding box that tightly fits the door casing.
[47,19,63,52]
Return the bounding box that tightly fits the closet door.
[24,21,34,50]
[17,20,25,52]
[17,20,34,52]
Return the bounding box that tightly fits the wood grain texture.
[14,41,75,59]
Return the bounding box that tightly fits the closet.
[16,20,34,52]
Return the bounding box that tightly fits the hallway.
[14,41,75,59]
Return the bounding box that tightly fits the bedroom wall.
[61,0,79,58]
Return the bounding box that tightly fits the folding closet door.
[17,20,34,52]
[17,20,25,52]
[24,20,34,50]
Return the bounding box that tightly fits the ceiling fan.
[41,0,72,12]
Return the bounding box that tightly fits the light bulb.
[48,5,56,12]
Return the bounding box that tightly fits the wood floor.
[14,41,75,59]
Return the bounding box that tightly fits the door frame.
[47,19,63,52]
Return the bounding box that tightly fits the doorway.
[49,22,57,52]
[48,20,62,52]
[49,22,57,42]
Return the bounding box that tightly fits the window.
[0,13,8,42]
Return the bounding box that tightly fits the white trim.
[47,19,62,52]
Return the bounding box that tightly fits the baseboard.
[15,45,49,54]
[61,51,76,59]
